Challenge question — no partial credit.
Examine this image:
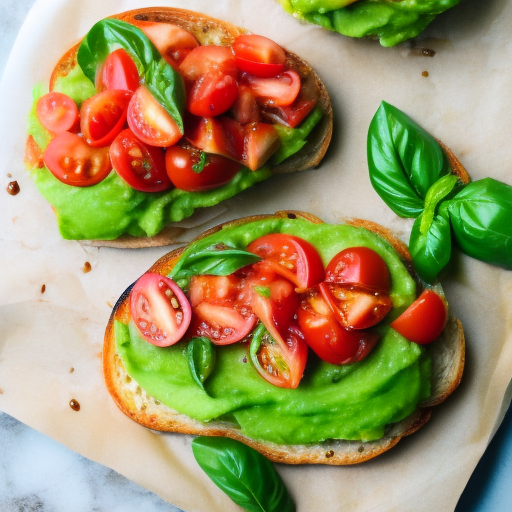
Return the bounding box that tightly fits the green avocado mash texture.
[115,217,431,444]
[26,64,321,240]
[279,0,462,47]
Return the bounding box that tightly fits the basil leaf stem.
[192,436,295,512]
[187,337,216,392]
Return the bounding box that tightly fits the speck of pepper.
[358,445,364,453]
[82,261,92,273]
[421,48,436,57]
[6,181,20,195]
[325,450,335,459]
[422,71,429,77]
[69,399,80,411]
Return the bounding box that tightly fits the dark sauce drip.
[325,450,335,459]
[7,181,20,195]
[82,262,92,273]
[41,284,46,294]
[422,71,429,77]
[69,399,80,411]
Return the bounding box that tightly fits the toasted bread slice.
[33,8,332,248]
[103,210,465,465]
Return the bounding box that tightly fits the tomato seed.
[170,297,179,309]
[128,147,143,158]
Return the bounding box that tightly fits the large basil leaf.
[192,436,295,512]
[77,18,185,130]
[368,101,451,218]
[446,178,512,269]
[187,337,216,392]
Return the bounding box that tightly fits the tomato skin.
[187,70,239,117]
[130,273,192,347]
[232,34,286,78]
[165,145,240,192]
[43,132,112,187]
[247,233,324,289]
[110,129,172,192]
[179,46,237,81]
[230,85,260,124]
[391,289,447,344]
[36,92,79,133]
[80,89,132,147]
[244,70,301,107]
[244,122,280,171]
[319,282,392,330]
[298,291,379,365]
[96,49,140,92]
[325,247,391,294]
[127,85,182,147]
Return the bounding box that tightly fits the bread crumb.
[422,71,429,77]
[70,367,74,373]
[82,262,92,273]
[325,450,334,459]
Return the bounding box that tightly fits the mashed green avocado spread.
[115,217,431,444]
[27,65,321,240]
[279,0,462,47]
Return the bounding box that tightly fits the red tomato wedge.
[134,21,199,68]
[247,233,324,289]
[36,92,79,133]
[43,132,111,186]
[244,70,301,107]
[325,247,391,294]
[165,145,240,192]
[391,289,447,344]
[179,46,237,82]
[319,282,392,330]
[232,34,286,78]
[188,275,256,345]
[80,89,132,147]
[270,97,317,128]
[298,291,379,365]
[244,122,280,171]
[130,273,192,347]
[96,49,140,92]
[110,129,171,192]
[187,69,239,117]
[230,85,260,124]
[127,85,182,147]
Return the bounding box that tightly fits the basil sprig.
[77,18,185,131]
[187,337,216,392]
[368,101,512,282]
[192,436,295,512]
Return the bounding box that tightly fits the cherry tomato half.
[188,275,256,345]
[248,233,324,289]
[127,85,182,147]
[232,34,286,78]
[319,282,392,330]
[390,289,447,344]
[298,291,379,365]
[244,70,301,107]
[36,92,79,133]
[110,129,172,192]
[130,273,192,347]
[165,145,240,192]
[43,132,112,187]
[80,89,132,147]
[179,45,237,82]
[96,49,140,92]
[325,247,391,294]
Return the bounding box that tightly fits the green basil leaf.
[192,436,295,512]
[253,286,271,298]
[192,151,208,173]
[446,178,512,269]
[187,337,216,392]
[368,101,451,218]
[409,206,452,283]
[77,18,185,131]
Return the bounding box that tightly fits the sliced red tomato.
[127,85,182,147]
[43,132,112,187]
[230,85,260,124]
[179,45,237,82]
[96,49,140,92]
[36,92,79,133]
[244,70,301,107]
[249,323,308,389]
[165,145,240,192]
[319,282,392,330]
[134,21,199,67]
[130,273,192,347]
[247,233,324,289]
[110,129,171,192]
[232,34,286,78]
[266,97,317,128]
[187,69,239,117]
[80,89,132,147]
[390,289,447,344]
[188,275,256,345]
[325,247,391,294]
[244,122,280,171]
[298,291,379,365]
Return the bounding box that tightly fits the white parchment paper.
[1,0,512,511]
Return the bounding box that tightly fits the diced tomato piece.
[96,49,140,92]
[244,122,280,170]
[179,45,237,81]
[232,34,286,78]
[36,92,79,133]
[230,85,260,124]
[244,70,301,107]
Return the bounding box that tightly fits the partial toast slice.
[103,211,464,465]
